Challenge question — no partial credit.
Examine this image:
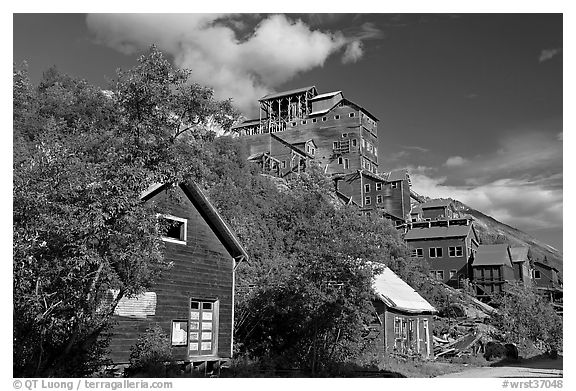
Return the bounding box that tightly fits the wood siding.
[107,186,234,364]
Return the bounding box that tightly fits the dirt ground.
[437,355,563,378]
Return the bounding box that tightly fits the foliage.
[128,324,174,376]
[202,139,411,373]
[490,282,562,353]
[13,48,238,376]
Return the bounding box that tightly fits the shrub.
[129,324,173,376]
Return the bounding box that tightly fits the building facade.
[232,86,412,222]
[107,182,248,366]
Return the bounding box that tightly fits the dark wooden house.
[471,244,516,299]
[509,246,532,287]
[371,267,436,358]
[403,219,479,288]
[232,86,412,222]
[107,182,248,366]
[532,260,563,305]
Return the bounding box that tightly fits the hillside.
[450,199,563,273]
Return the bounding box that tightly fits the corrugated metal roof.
[404,225,472,240]
[509,246,529,263]
[472,244,512,267]
[259,86,317,101]
[309,108,331,116]
[420,199,452,208]
[310,91,342,100]
[373,267,436,313]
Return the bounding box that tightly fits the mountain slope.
[450,199,563,273]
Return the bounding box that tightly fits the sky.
[12,12,564,251]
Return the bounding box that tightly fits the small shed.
[371,268,436,358]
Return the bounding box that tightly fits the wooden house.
[371,267,436,358]
[403,219,479,288]
[509,246,532,287]
[471,244,516,299]
[532,260,563,304]
[107,182,248,366]
[232,86,412,222]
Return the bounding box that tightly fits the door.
[189,300,217,357]
[423,319,430,357]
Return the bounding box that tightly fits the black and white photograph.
[11,5,566,384]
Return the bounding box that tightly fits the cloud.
[342,41,363,64]
[539,48,562,62]
[444,156,467,167]
[410,171,562,231]
[401,145,429,153]
[86,14,378,115]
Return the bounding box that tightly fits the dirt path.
[438,356,563,378]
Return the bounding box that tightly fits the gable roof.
[373,267,436,314]
[472,244,512,267]
[404,224,473,240]
[534,260,560,273]
[509,246,529,263]
[383,168,409,182]
[141,182,249,263]
[310,90,342,101]
[259,86,317,101]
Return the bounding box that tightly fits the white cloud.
[86,14,374,115]
[444,156,467,167]
[410,172,562,231]
[342,41,364,64]
[539,48,562,62]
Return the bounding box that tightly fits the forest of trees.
[13,47,562,377]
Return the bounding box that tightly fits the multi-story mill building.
[231,86,411,224]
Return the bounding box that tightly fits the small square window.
[449,270,457,279]
[291,122,296,127]
[391,182,398,189]
[376,183,383,191]
[301,120,307,125]
[160,215,187,244]
[312,118,317,123]
[191,301,200,310]
[334,115,340,120]
[322,117,327,122]
[202,302,213,310]
[349,112,355,117]
[342,133,348,138]
[436,271,445,280]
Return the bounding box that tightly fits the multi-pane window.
[429,247,443,258]
[376,183,382,191]
[365,196,371,205]
[449,246,463,257]
[394,317,402,339]
[411,248,424,258]
[333,141,339,150]
[391,182,398,189]
[351,139,357,147]
[189,300,218,357]
[376,195,382,203]
[364,184,371,193]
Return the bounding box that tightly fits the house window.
[291,122,296,127]
[429,270,436,278]
[436,270,445,280]
[394,317,402,339]
[333,141,339,150]
[533,270,541,279]
[449,270,457,279]
[376,183,382,191]
[349,112,355,117]
[189,299,218,356]
[171,320,188,346]
[281,161,286,169]
[365,196,371,205]
[334,115,340,120]
[342,133,348,138]
[391,182,398,189]
[322,117,327,122]
[367,143,373,153]
[301,120,307,125]
[343,158,349,169]
[312,118,317,123]
[429,247,443,258]
[351,139,357,147]
[411,248,424,258]
[160,215,187,244]
[361,139,365,148]
[374,147,378,156]
[376,195,382,203]
[449,246,463,257]
[311,148,315,156]
[364,184,371,193]
[367,162,371,170]
[338,157,343,164]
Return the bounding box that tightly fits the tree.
[491,282,562,354]
[13,48,238,376]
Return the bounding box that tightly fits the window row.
[412,246,464,258]
[429,270,458,280]
[290,112,357,127]
[364,195,386,205]
[361,158,377,173]
[364,182,398,193]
